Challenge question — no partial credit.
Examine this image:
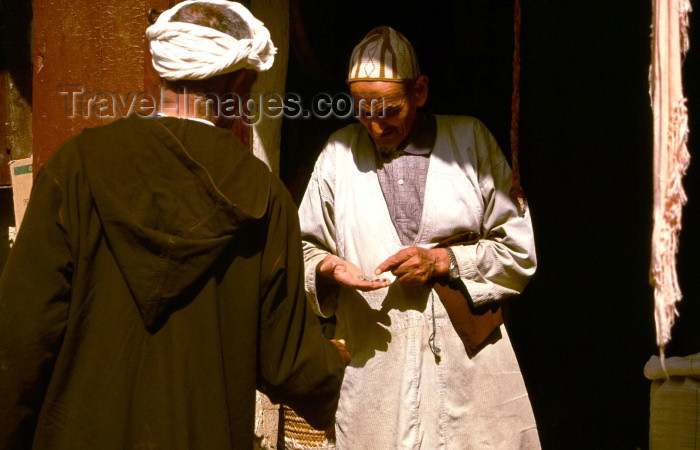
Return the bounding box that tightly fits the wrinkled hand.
[317,254,391,292]
[375,247,450,286]
[330,339,351,366]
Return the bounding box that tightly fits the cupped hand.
[317,254,391,292]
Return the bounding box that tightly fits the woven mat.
[283,405,335,448]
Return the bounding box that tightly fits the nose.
[369,119,386,137]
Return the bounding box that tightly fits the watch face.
[447,248,459,279]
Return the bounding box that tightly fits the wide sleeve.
[298,143,339,318]
[451,119,537,305]
[256,177,344,430]
[0,165,73,447]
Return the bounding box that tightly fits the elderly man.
[0,1,347,448]
[299,26,540,448]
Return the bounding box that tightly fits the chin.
[376,145,397,155]
[374,138,401,150]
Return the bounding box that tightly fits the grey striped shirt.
[376,114,437,245]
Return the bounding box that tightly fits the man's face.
[350,79,427,153]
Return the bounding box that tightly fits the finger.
[375,249,414,275]
[317,255,340,278]
[394,266,431,286]
[355,278,392,291]
[338,269,391,290]
[388,256,418,276]
[330,339,351,365]
[333,269,368,286]
[386,253,429,280]
[332,261,365,279]
[340,274,391,291]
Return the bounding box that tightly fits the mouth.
[373,130,400,143]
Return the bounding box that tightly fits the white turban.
[146,0,276,81]
[348,26,420,83]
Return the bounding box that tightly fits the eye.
[355,105,380,119]
[355,107,372,119]
[380,106,401,118]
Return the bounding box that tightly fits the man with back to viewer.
[299,26,540,448]
[0,1,348,448]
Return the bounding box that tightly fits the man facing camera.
[299,26,539,448]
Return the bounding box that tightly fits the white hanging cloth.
[649,0,692,358]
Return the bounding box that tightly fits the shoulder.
[327,122,366,144]
[435,115,508,175]
[320,123,366,156]
[77,114,145,144]
[190,123,274,220]
[312,123,365,171]
[39,129,92,189]
[436,115,501,154]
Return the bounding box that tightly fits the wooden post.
[31,0,269,172]
[32,0,172,171]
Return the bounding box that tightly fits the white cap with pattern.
[347,26,420,83]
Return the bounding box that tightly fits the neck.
[397,111,427,150]
[160,87,217,124]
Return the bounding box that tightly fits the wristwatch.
[446,247,460,280]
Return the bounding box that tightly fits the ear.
[227,69,258,96]
[412,75,429,107]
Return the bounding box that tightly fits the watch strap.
[446,247,460,280]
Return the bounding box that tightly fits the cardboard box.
[8,156,33,232]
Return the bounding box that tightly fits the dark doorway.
[278,1,700,448]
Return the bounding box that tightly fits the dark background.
[280,1,700,448]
